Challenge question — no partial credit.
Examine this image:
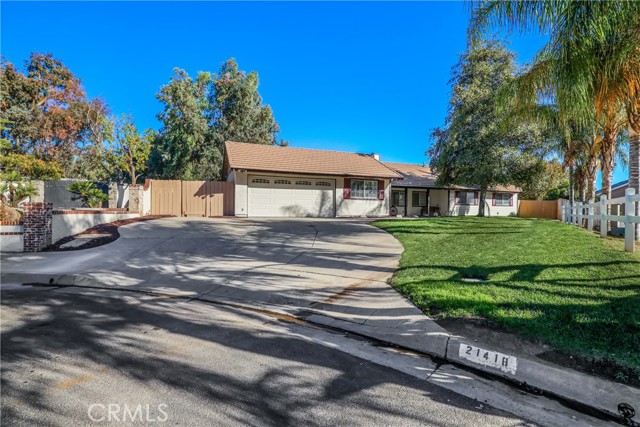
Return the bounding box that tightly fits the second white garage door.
[248,175,336,217]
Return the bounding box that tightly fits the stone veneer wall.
[22,202,53,252]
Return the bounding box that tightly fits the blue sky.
[1,1,627,186]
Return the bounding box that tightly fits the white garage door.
[248,176,336,217]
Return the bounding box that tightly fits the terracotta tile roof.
[384,162,521,193]
[225,141,402,179]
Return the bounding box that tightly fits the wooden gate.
[151,180,182,216]
[151,180,234,217]
[518,200,560,220]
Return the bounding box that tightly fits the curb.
[305,313,639,423]
[305,314,450,358]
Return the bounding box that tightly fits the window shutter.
[455,191,460,204]
[474,191,479,205]
[509,193,513,206]
[492,193,497,206]
[377,180,385,200]
[343,178,351,199]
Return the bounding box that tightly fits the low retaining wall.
[52,209,139,243]
[0,222,24,252]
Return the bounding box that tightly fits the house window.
[412,191,427,207]
[295,180,312,186]
[316,181,331,187]
[458,191,475,205]
[252,178,270,184]
[350,180,378,199]
[274,179,291,185]
[392,191,405,207]
[495,193,511,206]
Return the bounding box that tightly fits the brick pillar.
[22,202,53,252]
[128,185,144,215]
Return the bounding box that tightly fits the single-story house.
[383,162,521,217]
[596,180,629,199]
[224,141,402,217]
[223,141,520,218]
[597,180,630,229]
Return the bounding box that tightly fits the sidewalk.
[303,280,640,423]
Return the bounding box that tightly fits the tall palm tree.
[471,0,640,238]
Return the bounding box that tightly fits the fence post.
[625,188,636,253]
[577,201,583,227]
[587,199,594,232]
[600,196,607,238]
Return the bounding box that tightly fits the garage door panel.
[248,176,335,217]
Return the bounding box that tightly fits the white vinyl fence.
[564,188,639,252]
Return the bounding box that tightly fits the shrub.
[0,171,39,209]
[66,181,108,208]
[0,153,63,181]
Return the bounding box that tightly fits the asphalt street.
[0,285,537,427]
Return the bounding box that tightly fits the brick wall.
[23,202,53,252]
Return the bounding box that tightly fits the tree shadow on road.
[0,288,529,427]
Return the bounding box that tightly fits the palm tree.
[470,0,640,238]
[0,171,38,209]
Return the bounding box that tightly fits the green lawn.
[374,217,640,377]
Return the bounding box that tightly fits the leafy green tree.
[150,59,284,180]
[210,58,280,147]
[470,0,640,237]
[149,69,216,180]
[110,115,153,184]
[429,40,547,216]
[0,53,93,174]
[521,159,568,200]
[0,118,12,152]
[68,98,115,181]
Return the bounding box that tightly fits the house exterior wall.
[227,170,250,217]
[229,170,391,217]
[406,189,426,216]
[429,190,449,216]
[447,191,518,216]
[335,176,390,217]
[489,192,519,216]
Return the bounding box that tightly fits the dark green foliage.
[150,69,215,180]
[66,181,108,208]
[149,59,282,180]
[429,40,548,215]
[520,159,568,200]
[210,59,280,147]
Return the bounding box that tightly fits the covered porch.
[390,187,450,217]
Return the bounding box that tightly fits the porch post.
[404,187,408,215]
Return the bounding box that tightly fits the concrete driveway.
[2,217,403,311]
